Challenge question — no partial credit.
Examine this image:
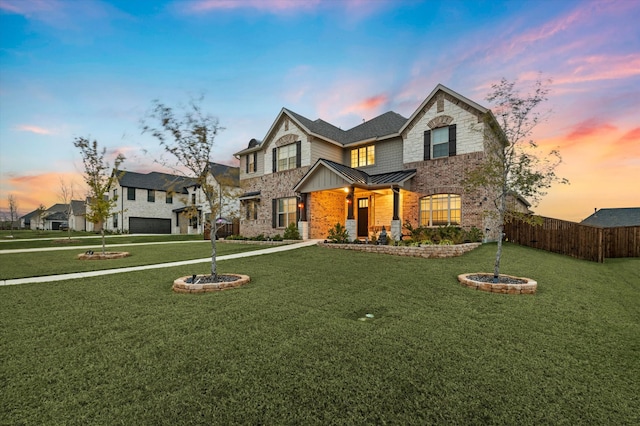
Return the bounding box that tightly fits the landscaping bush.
[327,223,349,243]
[283,223,300,240]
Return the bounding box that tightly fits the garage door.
[129,217,171,234]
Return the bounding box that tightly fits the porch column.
[346,186,354,220]
[391,186,401,241]
[346,186,356,241]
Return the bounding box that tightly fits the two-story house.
[104,163,239,234]
[234,84,528,241]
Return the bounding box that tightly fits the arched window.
[420,194,461,226]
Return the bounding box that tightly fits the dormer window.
[351,145,375,167]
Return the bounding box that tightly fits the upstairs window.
[424,124,457,160]
[147,190,155,202]
[247,152,256,173]
[351,145,375,167]
[272,141,301,173]
[166,192,173,204]
[278,144,297,171]
[127,187,135,201]
[420,194,461,226]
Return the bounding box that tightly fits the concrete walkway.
[0,240,320,286]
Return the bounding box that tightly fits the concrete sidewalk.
[0,240,320,286]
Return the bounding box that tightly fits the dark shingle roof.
[284,109,407,145]
[118,171,195,193]
[581,208,640,227]
[208,162,240,186]
[70,200,85,215]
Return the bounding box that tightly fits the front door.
[357,198,368,237]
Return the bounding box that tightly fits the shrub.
[272,234,283,241]
[283,223,300,240]
[327,223,349,243]
[463,226,483,243]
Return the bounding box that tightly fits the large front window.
[351,145,375,167]
[420,194,461,226]
[277,197,296,228]
[278,144,297,171]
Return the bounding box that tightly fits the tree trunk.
[101,228,106,255]
[493,190,507,283]
[210,221,217,280]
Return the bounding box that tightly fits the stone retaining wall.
[318,242,481,258]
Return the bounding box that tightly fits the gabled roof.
[580,208,640,227]
[46,203,68,213]
[70,199,86,215]
[235,83,490,157]
[294,158,416,192]
[118,171,195,193]
[399,84,489,136]
[208,162,239,186]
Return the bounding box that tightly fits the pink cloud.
[341,94,388,117]
[183,0,321,13]
[555,54,640,85]
[565,118,617,142]
[15,124,53,135]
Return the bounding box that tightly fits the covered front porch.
[294,159,416,241]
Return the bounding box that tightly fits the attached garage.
[129,217,171,234]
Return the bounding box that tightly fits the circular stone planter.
[173,274,250,293]
[458,273,537,294]
[77,251,130,260]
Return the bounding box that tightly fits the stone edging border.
[173,274,251,293]
[77,251,130,260]
[318,242,481,258]
[458,273,537,294]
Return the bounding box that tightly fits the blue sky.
[1,0,639,221]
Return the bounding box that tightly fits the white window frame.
[420,194,461,226]
[277,197,296,228]
[278,144,297,172]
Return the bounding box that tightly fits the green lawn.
[0,242,268,280]
[1,244,638,424]
[0,231,203,250]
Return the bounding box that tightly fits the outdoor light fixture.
[298,202,304,209]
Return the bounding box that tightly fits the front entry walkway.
[1,240,320,286]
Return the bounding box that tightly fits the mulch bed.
[185,274,242,284]
[466,274,528,284]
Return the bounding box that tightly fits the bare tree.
[35,204,47,232]
[59,177,75,239]
[8,194,19,236]
[73,137,125,254]
[463,77,568,282]
[141,96,230,280]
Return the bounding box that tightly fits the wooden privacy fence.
[503,216,640,263]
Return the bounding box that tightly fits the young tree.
[59,177,75,239]
[463,77,568,282]
[8,194,19,236]
[141,96,229,280]
[73,137,125,254]
[35,203,47,232]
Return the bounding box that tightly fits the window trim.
[351,145,375,167]
[419,194,461,227]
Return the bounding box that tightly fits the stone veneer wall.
[239,167,308,238]
[319,242,481,258]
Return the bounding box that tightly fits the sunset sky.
[1,0,638,222]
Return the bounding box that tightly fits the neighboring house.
[20,209,40,229]
[234,84,529,241]
[581,208,640,227]
[69,200,87,231]
[104,163,239,234]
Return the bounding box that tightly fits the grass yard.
[1,244,638,424]
[0,242,269,280]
